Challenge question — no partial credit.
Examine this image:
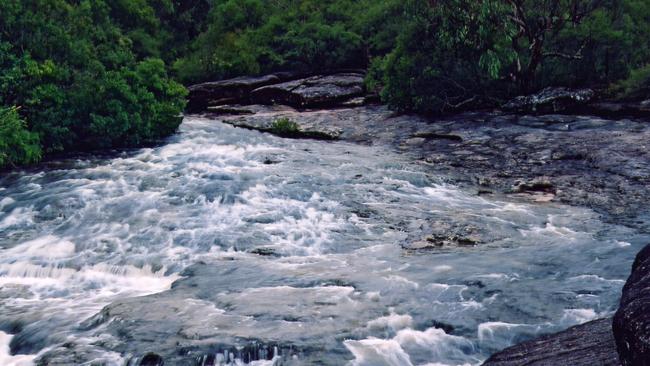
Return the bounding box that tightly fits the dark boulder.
[483,318,620,366]
[503,87,594,114]
[139,353,164,366]
[251,73,365,108]
[186,75,281,112]
[613,244,650,366]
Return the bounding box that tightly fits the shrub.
[0,106,42,168]
[270,117,300,136]
[612,64,650,100]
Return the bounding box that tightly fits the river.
[0,115,647,365]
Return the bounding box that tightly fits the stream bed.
[0,116,647,365]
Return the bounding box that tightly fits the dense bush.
[172,0,371,83]
[0,0,186,168]
[0,106,41,168]
[173,0,649,113]
[372,0,650,113]
[368,1,515,113]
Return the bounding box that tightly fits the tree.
[504,0,608,91]
[0,0,187,159]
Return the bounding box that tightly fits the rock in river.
[613,244,650,366]
[482,318,620,366]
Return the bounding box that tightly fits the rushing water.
[0,116,647,366]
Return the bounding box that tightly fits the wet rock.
[503,87,594,114]
[512,178,555,194]
[222,113,343,140]
[482,318,620,366]
[411,132,463,142]
[406,221,488,249]
[249,247,280,257]
[341,96,368,107]
[207,105,255,115]
[139,353,164,366]
[251,73,365,108]
[187,75,281,112]
[613,244,650,366]
[581,100,650,119]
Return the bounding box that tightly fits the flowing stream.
[0,116,647,365]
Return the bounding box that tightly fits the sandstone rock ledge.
[187,71,367,112]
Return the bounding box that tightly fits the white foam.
[345,326,475,366]
[568,274,625,284]
[367,311,413,331]
[383,275,420,289]
[0,197,15,210]
[0,331,36,366]
[3,235,76,259]
[560,308,598,325]
[478,322,525,343]
[344,338,413,366]
[520,222,581,240]
[0,207,34,229]
[0,262,179,315]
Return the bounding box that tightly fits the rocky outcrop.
[613,244,650,366]
[186,75,282,112]
[503,87,594,114]
[250,73,365,108]
[218,106,343,140]
[482,318,619,366]
[187,72,367,112]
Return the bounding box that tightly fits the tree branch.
[542,42,587,60]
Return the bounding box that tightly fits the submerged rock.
[139,353,164,366]
[503,87,594,114]
[482,318,619,366]
[613,244,650,366]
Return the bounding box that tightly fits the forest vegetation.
[1,0,649,168]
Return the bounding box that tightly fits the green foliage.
[372,0,650,113]
[371,0,515,113]
[612,64,650,99]
[270,117,300,136]
[173,0,372,84]
[0,106,42,168]
[0,0,187,165]
[1,0,649,170]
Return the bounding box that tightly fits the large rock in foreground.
[482,318,619,366]
[613,244,650,365]
[503,87,594,114]
[251,73,365,108]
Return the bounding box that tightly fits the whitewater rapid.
[0,116,647,365]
